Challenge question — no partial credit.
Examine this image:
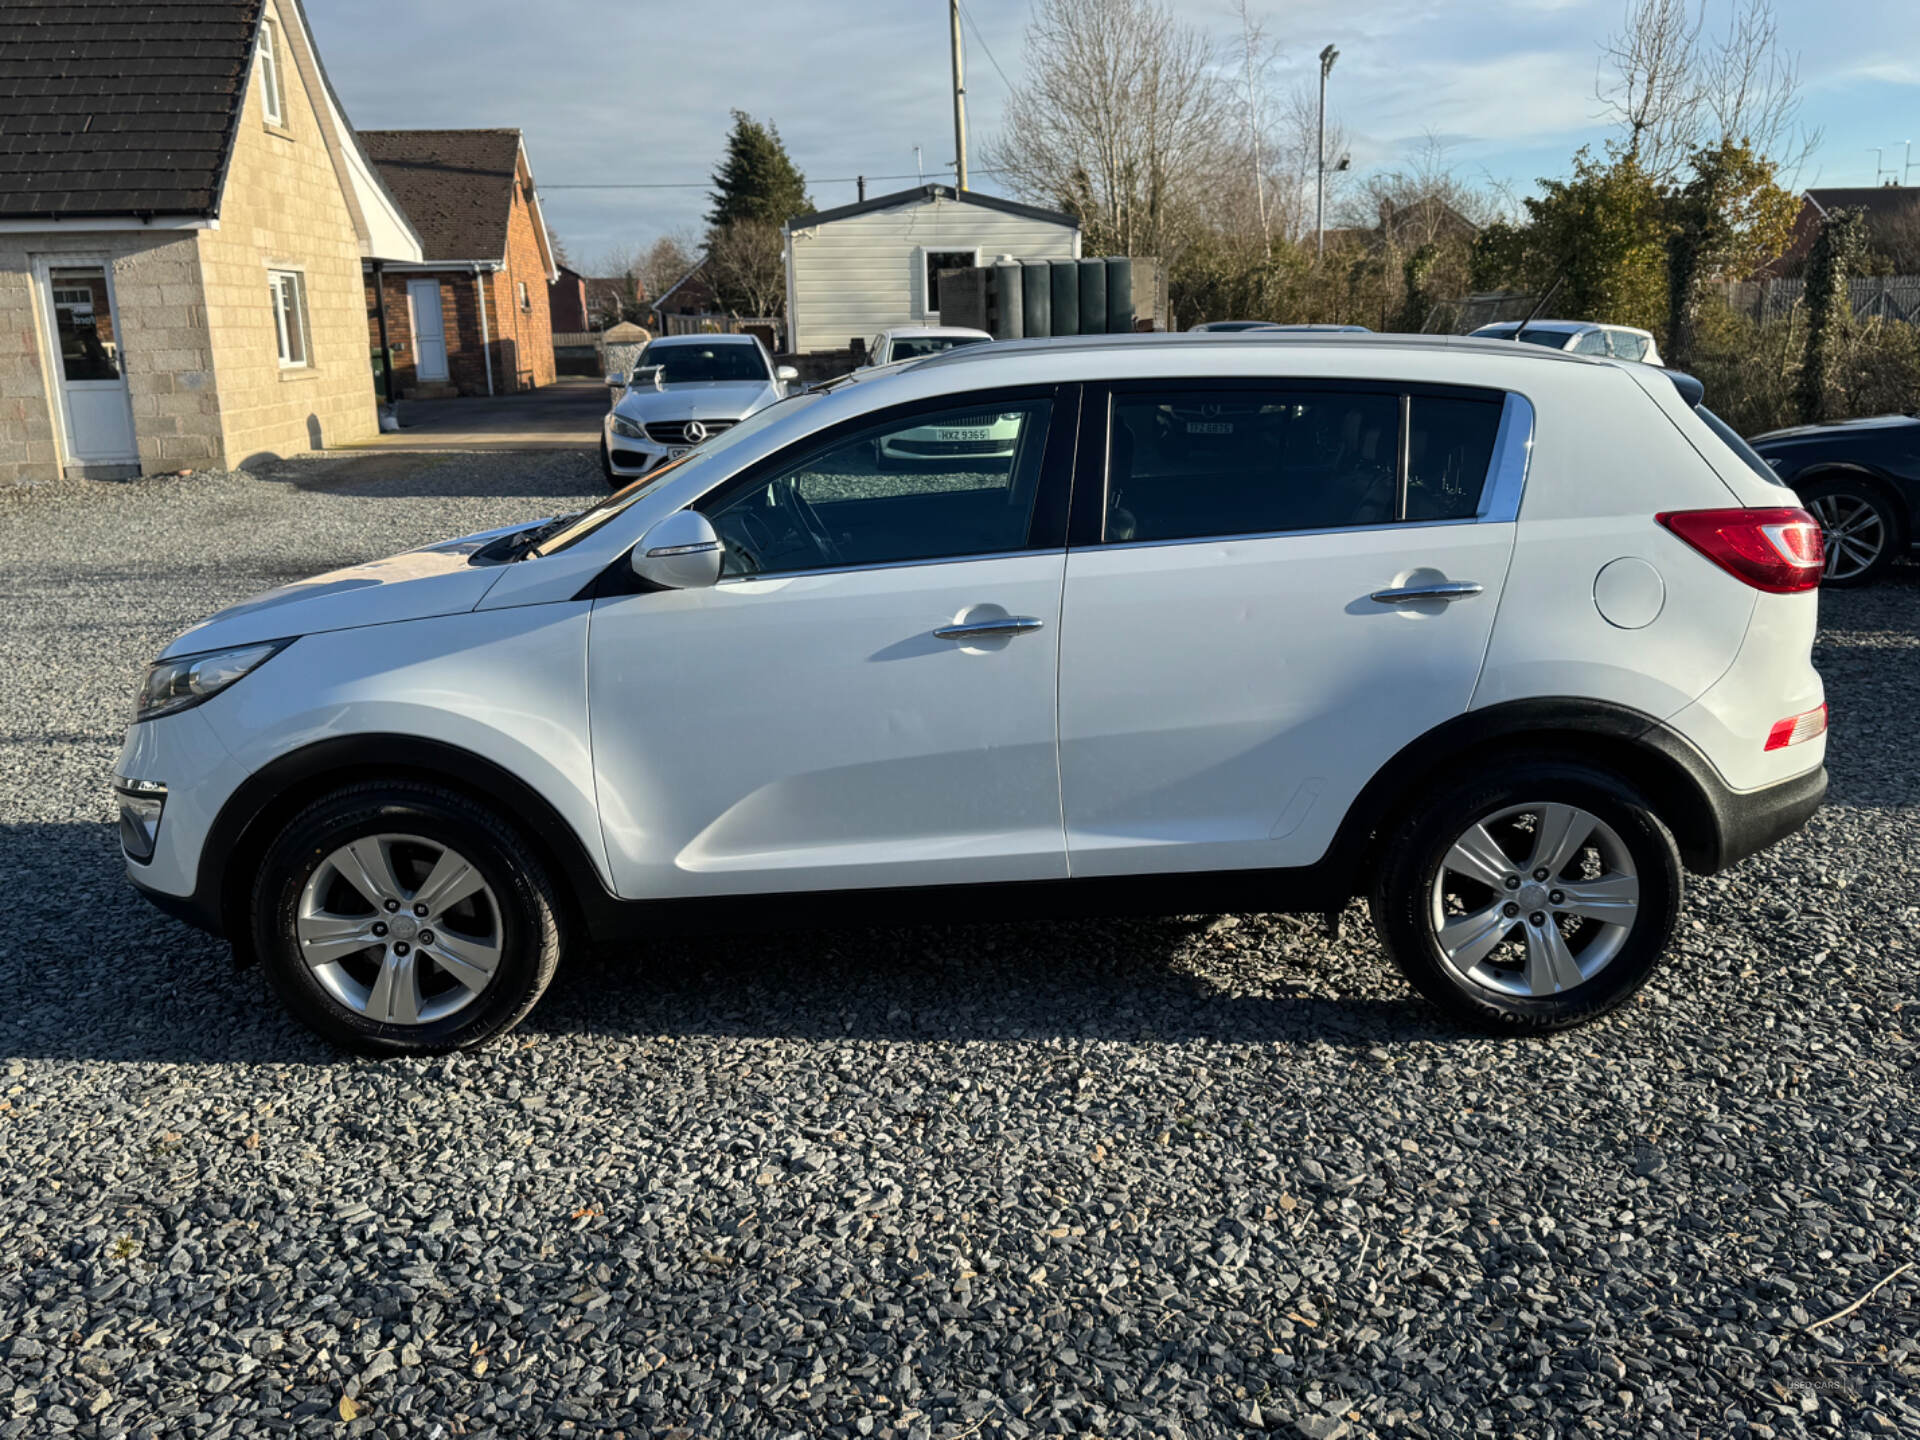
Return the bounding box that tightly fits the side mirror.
[604,372,626,388]
[631,510,722,590]
[775,364,799,383]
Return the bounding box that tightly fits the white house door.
[45,265,136,465]
[407,280,449,382]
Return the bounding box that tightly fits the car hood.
[157,518,545,659]
[1751,413,1920,445]
[613,379,779,422]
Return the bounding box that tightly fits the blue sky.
[308,0,1918,266]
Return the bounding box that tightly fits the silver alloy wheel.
[295,833,503,1026]
[1807,492,1886,582]
[1429,802,1640,999]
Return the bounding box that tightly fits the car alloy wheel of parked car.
[254,782,562,1054]
[1371,759,1682,1031]
[1801,479,1895,586]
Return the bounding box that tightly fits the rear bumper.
[1698,762,1826,873]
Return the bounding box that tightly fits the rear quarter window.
[1696,406,1790,488]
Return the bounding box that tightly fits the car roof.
[880,325,993,339]
[906,330,1596,372]
[646,332,761,347]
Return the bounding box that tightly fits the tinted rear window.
[1697,406,1787,487]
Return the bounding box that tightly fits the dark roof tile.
[0,0,258,219]
[359,129,523,263]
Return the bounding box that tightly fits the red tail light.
[1656,507,1825,593]
[1765,703,1828,751]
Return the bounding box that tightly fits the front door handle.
[1369,581,1485,604]
[933,616,1045,640]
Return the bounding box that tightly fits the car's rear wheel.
[1802,477,1897,587]
[1369,759,1682,1033]
[253,782,563,1055]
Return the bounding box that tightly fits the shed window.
[924,251,975,314]
[269,269,309,367]
[257,18,286,127]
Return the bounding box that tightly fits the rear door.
[1057,379,1529,877]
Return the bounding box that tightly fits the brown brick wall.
[494,160,554,390]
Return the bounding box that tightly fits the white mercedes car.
[601,334,795,487]
[119,334,1826,1053]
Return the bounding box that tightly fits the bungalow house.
[360,129,559,398]
[0,0,423,482]
[1773,186,1920,274]
[549,263,590,333]
[782,185,1081,354]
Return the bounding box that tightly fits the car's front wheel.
[252,781,564,1054]
[1370,759,1682,1033]
[599,439,621,490]
[1801,477,1898,587]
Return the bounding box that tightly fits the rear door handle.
[933,616,1045,640]
[1369,581,1484,604]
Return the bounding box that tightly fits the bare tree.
[1272,83,1350,246]
[1228,0,1275,255]
[986,0,1231,260]
[703,220,787,318]
[633,233,699,302]
[1597,0,1815,181]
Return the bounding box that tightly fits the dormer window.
[257,17,286,127]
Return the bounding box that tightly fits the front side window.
[702,398,1052,576]
[1106,386,1505,541]
[257,17,286,127]
[635,341,768,383]
[269,269,308,367]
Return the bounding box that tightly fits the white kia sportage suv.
[116,335,1828,1053]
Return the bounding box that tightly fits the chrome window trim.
[1083,515,1500,555]
[713,547,1066,585]
[1477,391,1535,524]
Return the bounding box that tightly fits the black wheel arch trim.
[1319,697,1821,880]
[151,703,1820,954]
[185,734,621,955]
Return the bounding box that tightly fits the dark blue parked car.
[1750,414,1920,586]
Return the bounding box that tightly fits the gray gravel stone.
[0,453,1916,1439]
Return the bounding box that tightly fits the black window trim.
[675,381,1082,583]
[1071,376,1513,548]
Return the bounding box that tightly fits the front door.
[1058,380,1525,877]
[408,280,448,382]
[587,390,1073,899]
[43,264,136,465]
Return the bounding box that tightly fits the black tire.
[1368,757,1683,1034]
[1800,476,1898,588]
[252,781,564,1055]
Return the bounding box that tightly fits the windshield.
[531,392,823,557]
[636,341,770,384]
[1516,329,1572,348]
[890,335,990,361]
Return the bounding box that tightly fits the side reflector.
[1764,703,1828,751]
[1657,507,1825,593]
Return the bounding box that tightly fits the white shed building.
[783,184,1081,354]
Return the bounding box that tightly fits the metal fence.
[661,313,785,349]
[1716,276,1920,326]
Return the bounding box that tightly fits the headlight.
[611,415,646,440]
[135,640,290,722]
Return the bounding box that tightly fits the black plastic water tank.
[992,262,1025,340]
[1022,259,1052,337]
[1077,259,1106,336]
[1050,260,1080,337]
[1104,256,1134,332]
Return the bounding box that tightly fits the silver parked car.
[1471,320,1663,366]
[601,334,797,488]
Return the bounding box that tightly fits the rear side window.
[1406,395,1503,520]
[1105,386,1504,542]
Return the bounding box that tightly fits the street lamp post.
[1317,44,1339,260]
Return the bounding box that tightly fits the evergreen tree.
[707,111,811,228]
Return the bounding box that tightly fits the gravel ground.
[1,452,1916,1440]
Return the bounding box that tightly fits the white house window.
[923,250,975,316]
[269,269,309,367]
[517,281,531,311]
[257,17,286,127]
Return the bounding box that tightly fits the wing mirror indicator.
[631,510,722,590]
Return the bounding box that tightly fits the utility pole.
[1316,44,1338,260]
[950,0,969,191]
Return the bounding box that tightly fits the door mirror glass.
[632,510,723,590]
